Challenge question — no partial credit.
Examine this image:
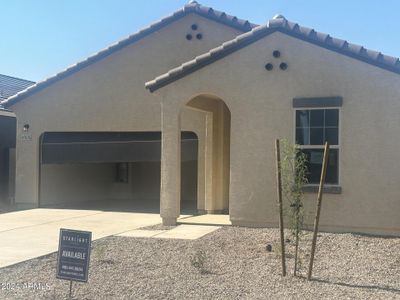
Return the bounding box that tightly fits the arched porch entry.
[159,94,230,226]
[183,94,231,215]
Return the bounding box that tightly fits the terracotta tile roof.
[146,16,400,92]
[2,1,256,108]
[0,74,34,101]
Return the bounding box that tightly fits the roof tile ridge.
[0,74,35,84]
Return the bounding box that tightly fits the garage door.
[39,132,198,212]
[41,131,197,163]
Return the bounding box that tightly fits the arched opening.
[180,94,231,215]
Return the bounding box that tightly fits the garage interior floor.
[40,198,198,215]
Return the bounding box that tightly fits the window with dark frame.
[295,108,339,184]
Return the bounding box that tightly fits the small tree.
[190,249,208,274]
[279,140,308,276]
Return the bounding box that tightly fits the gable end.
[2,1,256,108]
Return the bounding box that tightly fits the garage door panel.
[42,141,161,164]
[41,132,197,164]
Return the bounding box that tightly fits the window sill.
[302,185,342,194]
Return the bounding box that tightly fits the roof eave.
[276,27,400,76]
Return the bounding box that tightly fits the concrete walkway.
[178,214,231,226]
[0,208,163,268]
[117,224,220,240]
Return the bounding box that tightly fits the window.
[295,108,339,184]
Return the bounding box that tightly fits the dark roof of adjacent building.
[0,103,15,115]
[146,15,400,92]
[2,1,256,108]
[0,74,34,101]
[0,106,15,115]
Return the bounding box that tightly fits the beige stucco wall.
[156,31,400,236]
[9,13,242,208]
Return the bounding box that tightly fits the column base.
[197,209,229,215]
[162,217,177,226]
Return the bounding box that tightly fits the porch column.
[160,104,181,225]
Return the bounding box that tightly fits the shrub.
[279,139,308,276]
[190,249,208,274]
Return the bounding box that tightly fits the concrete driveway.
[0,208,163,268]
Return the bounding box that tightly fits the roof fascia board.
[277,27,400,76]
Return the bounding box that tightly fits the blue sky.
[1,0,399,82]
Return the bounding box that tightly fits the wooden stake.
[69,281,73,299]
[293,211,300,276]
[275,139,286,276]
[307,142,330,280]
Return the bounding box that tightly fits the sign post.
[56,228,92,298]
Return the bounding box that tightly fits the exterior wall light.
[23,124,30,132]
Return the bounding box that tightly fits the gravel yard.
[0,226,399,300]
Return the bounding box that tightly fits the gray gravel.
[0,227,399,299]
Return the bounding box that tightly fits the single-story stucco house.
[1,1,399,236]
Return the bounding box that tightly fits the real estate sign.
[56,228,92,282]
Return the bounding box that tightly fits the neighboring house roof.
[2,1,256,108]
[0,74,34,101]
[0,102,16,117]
[0,105,16,116]
[146,15,400,92]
